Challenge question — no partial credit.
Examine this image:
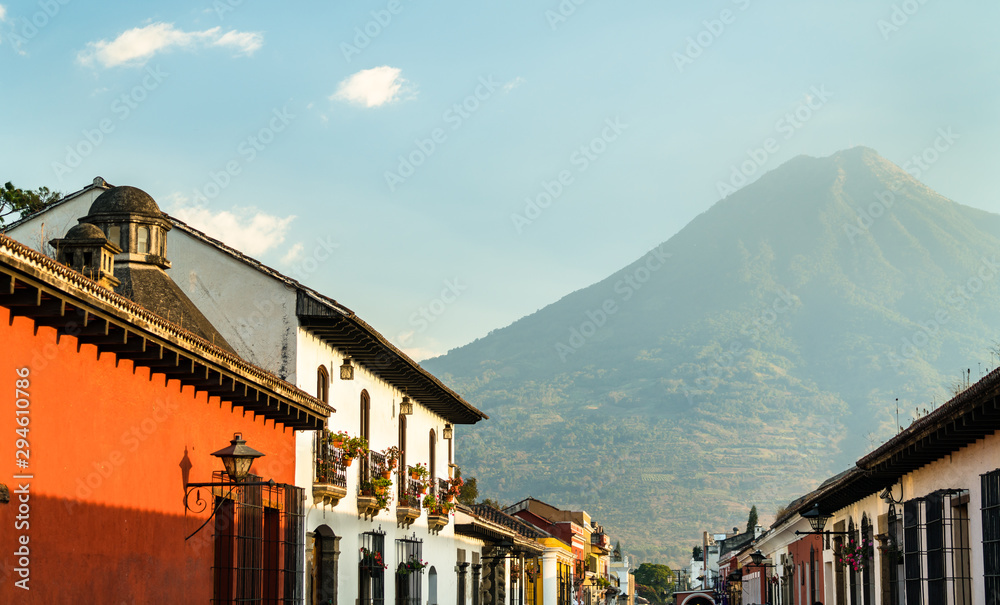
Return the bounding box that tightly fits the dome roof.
[65,223,107,240]
[87,186,162,217]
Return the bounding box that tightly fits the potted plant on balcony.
[444,476,464,502]
[371,477,392,510]
[384,446,401,471]
[326,430,349,448]
[422,493,437,509]
[341,435,369,466]
[409,463,428,481]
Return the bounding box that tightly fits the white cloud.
[0,5,7,22]
[214,30,263,55]
[503,76,525,92]
[77,22,263,68]
[330,66,409,107]
[171,203,295,257]
[280,242,305,265]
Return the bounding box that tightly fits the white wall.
[297,329,476,605]
[7,187,105,255]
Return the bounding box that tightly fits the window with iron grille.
[396,534,424,605]
[903,498,926,604]
[211,471,304,604]
[900,490,972,605]
[886,505,904,605]
[848,518,860,604]
[862,514,874,605]
[510,557,523,605]
[360,530,387,605]
[985,470,1000,605]
[558,561,572,605]
[525,558,540,605]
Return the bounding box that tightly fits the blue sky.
[1,0,997,360]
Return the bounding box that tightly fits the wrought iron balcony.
[313,431,347,506]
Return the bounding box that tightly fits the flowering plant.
[399,556,427,575]
[837,537,873,572]
[360,547,387,569]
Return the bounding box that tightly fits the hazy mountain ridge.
[426,147,1000,563]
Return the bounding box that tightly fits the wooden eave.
[297,290,487,425]
[0,235,331,431]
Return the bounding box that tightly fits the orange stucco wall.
[788,533,824,605]
[0,308,297,603]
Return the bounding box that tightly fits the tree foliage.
[457,476,479,505]
[0,182,60,228]
[692,545,703,561]
[634,563,674,604]
[746,504,759,533]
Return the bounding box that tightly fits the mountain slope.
[425,147,1000,563]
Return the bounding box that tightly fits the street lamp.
[795,504,849,536]
[211,432,265,482]
[183,433,277,540]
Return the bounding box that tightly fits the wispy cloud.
[0,5,7,22]
[280,242,305,265]
[77,22,263,68]
[330,66,410,107]
[503,76,525,92]
[169,199,294,257]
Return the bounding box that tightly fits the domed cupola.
[80,186,172,269]
[49,222,122,289]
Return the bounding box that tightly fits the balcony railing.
[314,431,348,506]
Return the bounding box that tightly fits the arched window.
[428,566,438,605]
[399,414,407,494]
[137,226,150,254]
[429,430,437,484]
[848,517,858,603]
[861,514,873,605]
[317,366,329,404]
[361,391,371,479]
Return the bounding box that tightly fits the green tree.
[634,563,674,604]
[457,476,479,505]
[692,545,703,561]
[746,504,759,533]
[0,182,60,228]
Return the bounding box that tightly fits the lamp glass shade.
[340,358,354,380]
[803,504,831,533]
[749,550,765,566]
[443,424,454,439]
[211,433,265,482]
[399,396,413,415]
